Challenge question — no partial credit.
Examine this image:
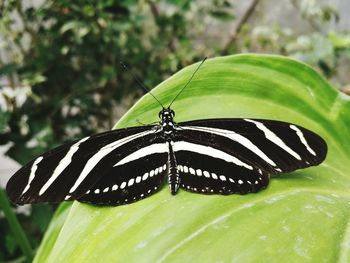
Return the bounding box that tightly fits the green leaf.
[34,203,72,263]
[329,31,350,49]
[5,233,18,255]
[59,21,80,34]
[34,54,350,262]
[31,204,54,234]
[0,63,17,76]
[209,10,235,21]
[0,111,11,133]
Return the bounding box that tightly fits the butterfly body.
[158,108,180,194]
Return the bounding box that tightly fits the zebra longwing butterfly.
[6,59,327,206]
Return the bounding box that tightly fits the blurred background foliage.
[0,0,349,261]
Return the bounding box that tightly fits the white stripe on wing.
[69,130,156,194]
[114,143,168,166]
[244,119,301,160]
[183,125,277,167]
[173,141,253,170]
[39,136,90,196]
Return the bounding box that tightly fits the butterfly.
[6,58,327,206]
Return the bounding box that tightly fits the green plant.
[33,54,350,262]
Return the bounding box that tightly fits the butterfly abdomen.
[167,141,180,195]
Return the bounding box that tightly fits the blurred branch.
[221,0,260,55]
[341,85,350,96]
[148,1,176,53]
[148,0,160,18]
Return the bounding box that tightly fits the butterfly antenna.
[168,57,207,108]
[120,62,164,108]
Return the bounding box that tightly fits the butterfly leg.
[167,141,180,195]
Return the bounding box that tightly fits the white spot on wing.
[219,175,226,181]
[183,166,189,173]
[244,119,301,160]
[290,124,317,156]
[128,178,135,186]
[142,173,149,181]
[203,171,210,178]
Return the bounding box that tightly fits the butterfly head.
[159,108,175,120]
[159,108,175,133]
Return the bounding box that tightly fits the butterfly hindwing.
[175,151,269,195]
[6,125,160,204]
[78,139,169,206]
[172,130,270,194]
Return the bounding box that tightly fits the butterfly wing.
[172,128,269,195]
[6,125,167,205]
[173,118,327,194]
[78,141,168,206]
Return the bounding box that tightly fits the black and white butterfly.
[6,59,327,206]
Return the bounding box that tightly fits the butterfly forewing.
[178,118,327,174]
[6,125,159,204]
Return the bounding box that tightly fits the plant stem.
[0,188,33,263]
